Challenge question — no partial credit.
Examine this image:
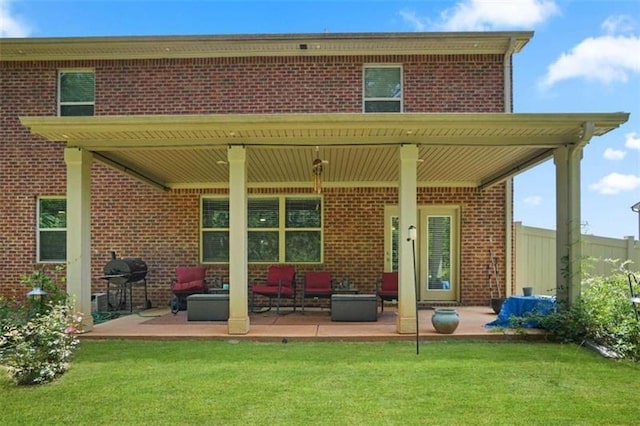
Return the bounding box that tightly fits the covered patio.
[82,305,546,341]
[21,112,629,335]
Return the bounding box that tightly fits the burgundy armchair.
[302,271,334,313]
[376,272,398,313]
[171,266,207,314]
[251,265,296,315]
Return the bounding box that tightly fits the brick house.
[0,32,628,334]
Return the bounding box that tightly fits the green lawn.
[1,340,638,425]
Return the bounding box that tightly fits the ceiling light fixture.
[312,146,327,194]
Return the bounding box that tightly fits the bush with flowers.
[0,302,82,385]
[0,267,83,385]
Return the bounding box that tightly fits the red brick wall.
[1,53,506,306]
[89,183,505,307]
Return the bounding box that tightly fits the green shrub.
[541,268,640,361]
[0,266,83,385]
[0,302,81,385]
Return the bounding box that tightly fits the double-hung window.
[58,70,95,116]
[201,196,322,264]
[363,65,402,112]
[37,197,67,262]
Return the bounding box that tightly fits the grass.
[1,340,639,425]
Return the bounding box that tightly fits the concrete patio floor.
[80,305,547,342]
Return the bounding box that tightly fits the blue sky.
[2,0,639,239]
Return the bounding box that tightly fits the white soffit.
[19,112,629,189]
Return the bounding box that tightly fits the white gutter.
[503,36,518,298]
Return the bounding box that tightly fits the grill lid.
[103,258,148,285]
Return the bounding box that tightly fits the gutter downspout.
[504,37,517,113]
[503,37,517,299]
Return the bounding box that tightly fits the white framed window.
[37,197,67,263]
[58,70,95,116]
[363,65,402,112]
[201,196,323,264]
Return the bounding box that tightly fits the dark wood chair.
[302,271,334,313]
[251,265,296,315]
[376,272,398,313]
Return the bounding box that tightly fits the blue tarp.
[485,295,556,328]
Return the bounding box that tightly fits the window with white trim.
[58,70,95,116]
[37,197,67,262]
[201,196,323,264]
[363,65,402,112]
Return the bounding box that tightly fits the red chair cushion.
[173,266,207,293]
[380,272,398,292]
[252,285,295,298]
[305,272,332,291]
[173,280,206,293]
[176,266,206,283]
[265,265,295,288]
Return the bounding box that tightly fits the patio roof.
[21,112,629,191]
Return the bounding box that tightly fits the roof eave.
[1,31,534,61]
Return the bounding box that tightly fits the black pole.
[408,225,419,355]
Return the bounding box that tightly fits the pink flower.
[65,326,78,334]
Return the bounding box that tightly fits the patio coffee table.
[331,294,377,322]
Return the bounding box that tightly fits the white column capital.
[400,144,419,161]
[227,145,246,163]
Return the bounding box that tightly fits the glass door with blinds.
[420,207,459,301]
[384,205,459,302]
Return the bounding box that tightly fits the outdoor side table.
[333,287,359,294]
[187,293,229,321]
[331,294,377,322]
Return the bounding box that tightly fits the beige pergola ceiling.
[20,112,629,191]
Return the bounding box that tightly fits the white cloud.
[589,173,640,195]
[432,0,560,31]
[398,10,428,32]
[602,15,636,35]
[540,18,640,88]
[603,148,626,160]
[0,0,31,37]
[625,132,640,150]
[523,195,543,206]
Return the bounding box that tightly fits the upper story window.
[58,70,95,116]
[201,196,323,264]
[37,197,67,263]
[363,65,402,112]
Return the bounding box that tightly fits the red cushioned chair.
[171,266,207,314]
[377,272,398,313]
[251,265,296,315]
[302,271,334,314]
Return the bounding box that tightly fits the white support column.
[554,144,584,307]
[64,147,93,330]
[554,146,570,305]
[397,144,418,334]
[227,146,250,334]
[567,145,583,306]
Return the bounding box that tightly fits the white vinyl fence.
[514,222,640,296]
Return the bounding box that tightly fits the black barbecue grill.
[101,252,151,312]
